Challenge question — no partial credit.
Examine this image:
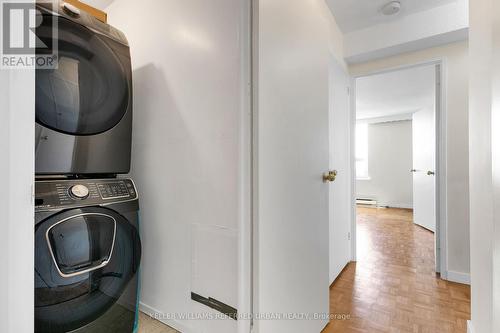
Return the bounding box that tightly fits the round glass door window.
[35,208,141,333]
[35,15,130,135]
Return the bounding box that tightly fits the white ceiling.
[356,65,435,120]
[326,0,458,33]
[81,0,115,10]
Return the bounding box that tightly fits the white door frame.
[238,1,253,333]
[350,59,448,277]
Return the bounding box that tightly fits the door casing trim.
[349,58,448,278]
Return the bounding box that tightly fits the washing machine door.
[35,207,141,333]
[35,14,130,135]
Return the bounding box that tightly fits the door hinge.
[347,87,351,96]
[347,232,351,241]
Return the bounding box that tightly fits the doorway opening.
[351,61,446,276]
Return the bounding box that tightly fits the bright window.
[356,123,369,179]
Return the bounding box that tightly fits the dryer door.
[35,14,131,135]
[35,207,141,333]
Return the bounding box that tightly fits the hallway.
[323,207,470,333]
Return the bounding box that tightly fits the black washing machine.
[35,178,141,333]
[35,1,133,175]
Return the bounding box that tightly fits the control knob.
[69,184,89,199]
[62,2,81,17]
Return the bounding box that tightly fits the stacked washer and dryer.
[34,2,141,333]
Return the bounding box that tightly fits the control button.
[69,185,90,199]
[97,182,130,199]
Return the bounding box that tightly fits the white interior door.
[255,0,332,332]
[329,59,352,283]
[412,105,436,232]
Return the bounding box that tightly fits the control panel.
[35,178,137,211]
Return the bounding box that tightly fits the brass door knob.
[323,170,338,183]
[427,171,435,176]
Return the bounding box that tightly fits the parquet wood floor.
[138,311,179,333]
[322,207,470,333]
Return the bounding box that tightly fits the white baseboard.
[445,270,471,285]
[467,320,474,333]
[139,302,193,333]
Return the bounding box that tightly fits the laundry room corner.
[2,1,488,333]
[103,0,252,333]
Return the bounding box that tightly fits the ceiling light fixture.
[381,1,401,16]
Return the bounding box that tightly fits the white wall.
[357,120,413,208]
[0,64,35,333]
[468,0,499,331]
[349,41,470,279]
[106,1,249,332]
[0,0,35,330]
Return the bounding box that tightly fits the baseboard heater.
[191,292,238,320]
[356,198,378,206]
